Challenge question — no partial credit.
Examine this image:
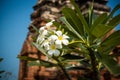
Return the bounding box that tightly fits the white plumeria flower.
[36,20,70,57]
[42,30,48,36]
[55,31,69,46]
[47,44,60,57]
[39,26,45,32]
[55,43,62,49]
[45,22,53,27]
[41,40,50,50]
[49,35,58,42]
[36,35,45,44]
[39,20,55,35]
[46,20,55,27]
[39,27,48,36]
[44,20,55,30]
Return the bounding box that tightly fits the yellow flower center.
[51,45,56,50]
[58,36,63,40]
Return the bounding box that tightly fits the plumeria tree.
[18,0,120,80]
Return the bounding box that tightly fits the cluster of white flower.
[36,20,69,57]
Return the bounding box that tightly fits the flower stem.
[58,63,71,80]
[88,48,100,80]
[55,58,71,80]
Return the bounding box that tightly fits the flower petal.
[56,44,62,49]
[46,22,53,27]
[63,34,69,39]
[53,50,60,56]
[36,35,45,44]
[49,35,58,41]
[56,31,62,36]
[42,30,48,35]
[39,27,45,32]
[44,44,50,50]
[62,39,69,45]
[48,50,54,56]
[55,40,62,45]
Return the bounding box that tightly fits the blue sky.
[0,0,120,80]
[0,0,37,79]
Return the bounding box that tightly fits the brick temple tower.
[18,0,114,80]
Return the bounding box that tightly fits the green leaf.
[91,13,107,31]
[60,17,84,41]
[31,24,39,33]
[80,60,91,67]
[62,7,84,36]
[101,54,120,75]
[53,21,79,39]
[98,30,120,54]
[103,4,120,23]
[28,60,57,67]
[17,55,38,61]
[28,61,40,66]
[18,56,57,67]
[107,14,120,27]
[91,24,114,38]
[70,0,89,34]
[66,66,90,71]
[61,53,84,61]
[91,14,120,38]
[88,0,94,26]
[32,42,47,56]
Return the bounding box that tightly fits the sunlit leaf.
[60,17,84,41]
[31,24,39,33]
[91,13,107,31]
[70,0,89,35]
[107,14,120,27]
[17,55,38,61]
[28,60,57,67]
[62,7,84,36]
[53,21,79,39]
[103,4,120,23]
[91,24,114,38]
[32,42,47,56]
[18,56,57,67]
